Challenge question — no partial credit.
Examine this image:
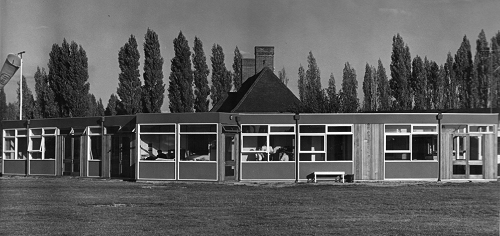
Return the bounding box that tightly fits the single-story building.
[2,68,498,181]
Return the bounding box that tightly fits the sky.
[1,0,499,112]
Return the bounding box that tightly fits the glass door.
[63,136,80,176]
[452,134,484,179]
[110,136,131,178]
[224,134,237,181]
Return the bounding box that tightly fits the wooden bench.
[307,171,345,183]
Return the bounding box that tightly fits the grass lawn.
[0,177,498,235]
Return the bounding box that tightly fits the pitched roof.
[211,67,300,113]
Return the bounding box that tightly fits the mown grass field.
[0,177,498,235]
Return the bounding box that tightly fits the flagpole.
[18,51,25,120]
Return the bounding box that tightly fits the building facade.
[2,112,498,181]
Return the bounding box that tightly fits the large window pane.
[327,135,352,161]
[5,130,15,136]
[328,126,351,133]
[412,135,437,160]
[30,138,42,151]
[180,124,216,132]
[469,165,482,175]
[469,136,482,161]
[4,152,15,159]
[18,137,27,159]
[242,136,267,152]
[385,153,411,160]
[385,125,410,133]
[270,126,294,133]
[300,125,325,133]
[269,135,294,161]
[300,136,324,151]
[242,152,268,161]
[180,134,216,161]
[90,136,102,160]
[140,134,175,160]
[413,126,437,133]
[300,153,325,161]
[5,138,15,151]
[453,165,466,175]
[386,136,409,150]
[141,125,175,133]
[45,137,56,159]
[242,125,268,133]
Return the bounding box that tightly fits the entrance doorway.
[63,136,80,176]
[223,134,238,181]
[110,136,131,178]
[452,134,484,179]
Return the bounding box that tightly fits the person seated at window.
[247,149,257,161]
[145,154,157,160]
[280,151,289,161]
[269,146,281,161]
[156,150,167,159]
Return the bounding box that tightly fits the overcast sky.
[1,0,499,112]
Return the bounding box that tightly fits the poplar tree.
[210,44,231,107]
[0,88,6,120]
[340,62,359,113]
[105,93,119,116]
[168,31,194,113]
[278,67,289,86]
[232,46,242,91]
[303,51,323,112]
[443,53,457,109]
[390,34,412,110]
[424,58,441,110]
[192,36,210,112]
[411,56,426,110]
[48,39,90,117]
[492,31,500,108]
[362,63,376,112]
[34,66,58,118]
[117,35,142,114]
[142,28,164,113]
[88,94,98,117]
[327,73,339,113]
[474,30,490,108]
[4,103,17,120]
[298,64,305,102]
[377,59,391,111]
[454,35,475,109]
[17,76,36,119]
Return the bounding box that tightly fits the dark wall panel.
[88,161,101,177]
[241,162,295,180]
[179,162,217,180]
[30,160,55,175]
[385,162,438,179]
[3,160,26,175]
[139,162,175,180]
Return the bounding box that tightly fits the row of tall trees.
[297,30,500,114]
[2,29,498,121]
[361,30,500,112]
[110,30,240,115]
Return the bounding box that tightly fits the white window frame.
[384,124,438,162]
[299,125,326,162]
[138,123,176,162]
[178,123,218,163]
[241,124,269,162]
[326,125,354,162]
[28,127,58,160]
[87,126,103,160]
